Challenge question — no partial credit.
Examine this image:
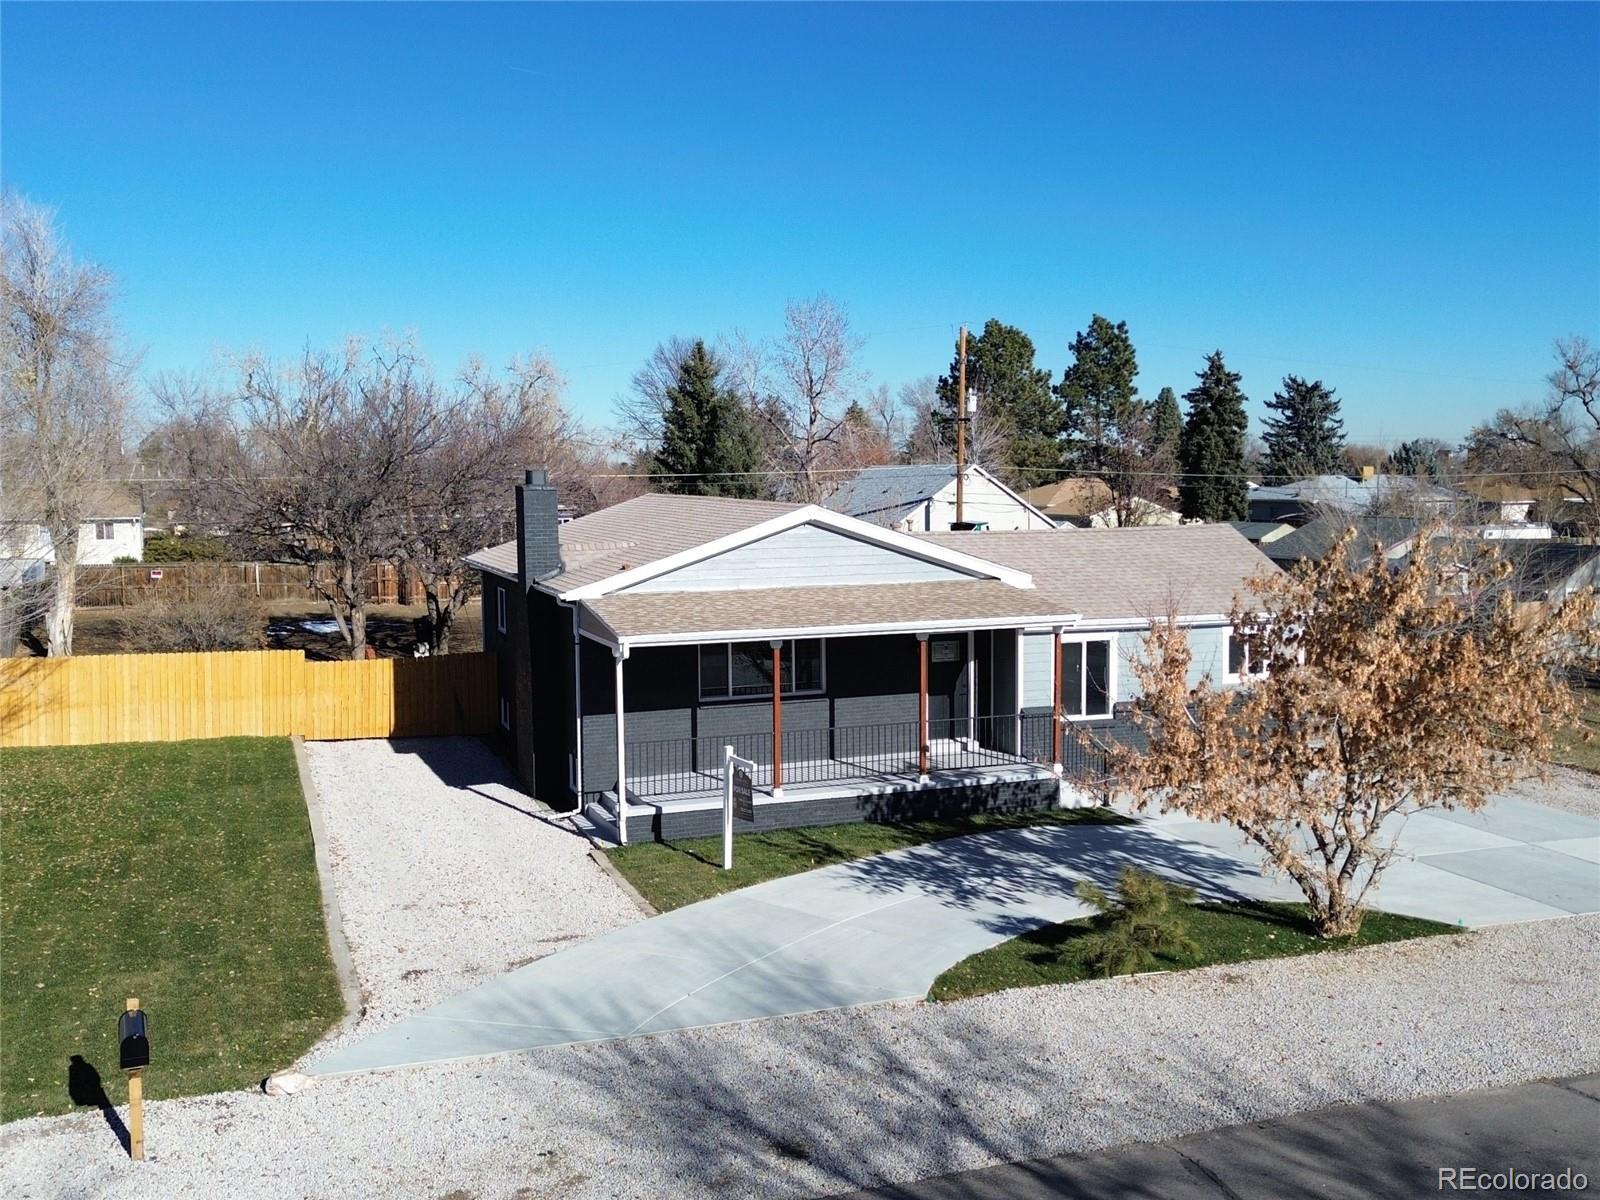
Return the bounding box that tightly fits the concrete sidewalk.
[837,1074,1600,1199]
[313,794,1599,1078]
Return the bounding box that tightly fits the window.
[499,696,512,731]
[698,639,825,701]
[1060,637,1113,719]
[495,585,507,634]
[1228,629,1268,679]
[94,521,115,540]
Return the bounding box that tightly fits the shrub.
[123,580,267,652]
[1072,867,1200,978]
[112,555,138,565]
[142,533,231,562]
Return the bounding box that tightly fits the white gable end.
[618,521,982,594]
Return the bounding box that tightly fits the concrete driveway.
[312,790,1598,1078]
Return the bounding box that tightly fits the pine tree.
[1057,314,1141,475]
[1261,376,1345,484]
[1385,438,1444,480]
[1150,387,1182,456]
[653,340,762,498]
[1178,351,1250,522]
[935,319,1062,485]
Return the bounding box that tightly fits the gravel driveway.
[295,738,641,1065]
[5,913,1596,1200]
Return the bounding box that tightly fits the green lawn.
[608,806,1130,912]
[0,737,342,1122]
[929,900,1459,1001]
[1551,687,1600,773]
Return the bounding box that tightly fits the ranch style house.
[469,470,1272,843]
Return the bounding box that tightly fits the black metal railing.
[601,712,1112,803]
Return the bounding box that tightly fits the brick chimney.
[515,469,563,589]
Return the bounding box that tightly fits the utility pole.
[955,325,968,526]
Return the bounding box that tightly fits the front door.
[928,635,967,740]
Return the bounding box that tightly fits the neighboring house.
[1,492,145,566]
[469,471,1272,843]
[822,463,1057,532]
[1248,474,1461,526]
[1022,478,1182,528]
[1229,520,1295,547]
[1455,479,1540,525]
[1489,541,1600,607]
[1261,515,1422,570]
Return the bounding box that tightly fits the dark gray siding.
[580,633,957,798]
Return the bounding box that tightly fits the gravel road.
[5,913,1597,1200]
[295,738,641,1065]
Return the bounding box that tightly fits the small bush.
[112,555,138,565]
[142,533,231,562]
[1072,867,1200,978]
[123,580,267,652]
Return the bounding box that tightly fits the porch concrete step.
[579,801,621,846]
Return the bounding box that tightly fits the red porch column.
[917,633,930,781]
[770,639,784,798]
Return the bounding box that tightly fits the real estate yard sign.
[722,745,758,870]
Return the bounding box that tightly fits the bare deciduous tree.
[1105,528,1598,937]
[1467,337,1600,533]
[169,339,451,659]
[0,194,134,656]
[756,295,863,502]
[403,353,573,654]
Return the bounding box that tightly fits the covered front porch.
[576,624,1116,844]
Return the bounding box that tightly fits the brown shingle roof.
[586,579,1064,640]
[918,525,1275,620]
[466,492,800,586]
[585,523,1275,641]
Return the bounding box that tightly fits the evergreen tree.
[1150,386,1182,455]
[1385,438,1445,480]
[935,318,1062,485]
[1178,351,1250,522]
[653,340,762,498]
[1056,314,1141,475]
[1261,375,1345,483]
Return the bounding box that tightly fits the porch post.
[966,630,977,745]
[1051,626,1064,777]
[917,632,930,783]
[770,639,784,799]
[613,646,629,845]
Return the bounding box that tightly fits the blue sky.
[3,2,1596,445]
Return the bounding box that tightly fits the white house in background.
[1,493,145,566]
[822,463,1059,532]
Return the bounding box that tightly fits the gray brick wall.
[623,775,1060,842]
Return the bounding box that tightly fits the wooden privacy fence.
[0,650,497,748]
[75,562,427,607]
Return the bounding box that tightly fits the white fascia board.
[1041,614,1233,634]
[618,612,1083,652]
[558,504,1034,600]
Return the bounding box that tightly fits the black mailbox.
[119,1009,150,1071]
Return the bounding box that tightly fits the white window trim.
[499,696,511,731]
[94,521,116,540]
[495,585,507,635]
[1224,628,1268,683]
[1057,631,1118,721]
[697,638,828,703]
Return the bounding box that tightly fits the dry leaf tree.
[1107,528,1598,937]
